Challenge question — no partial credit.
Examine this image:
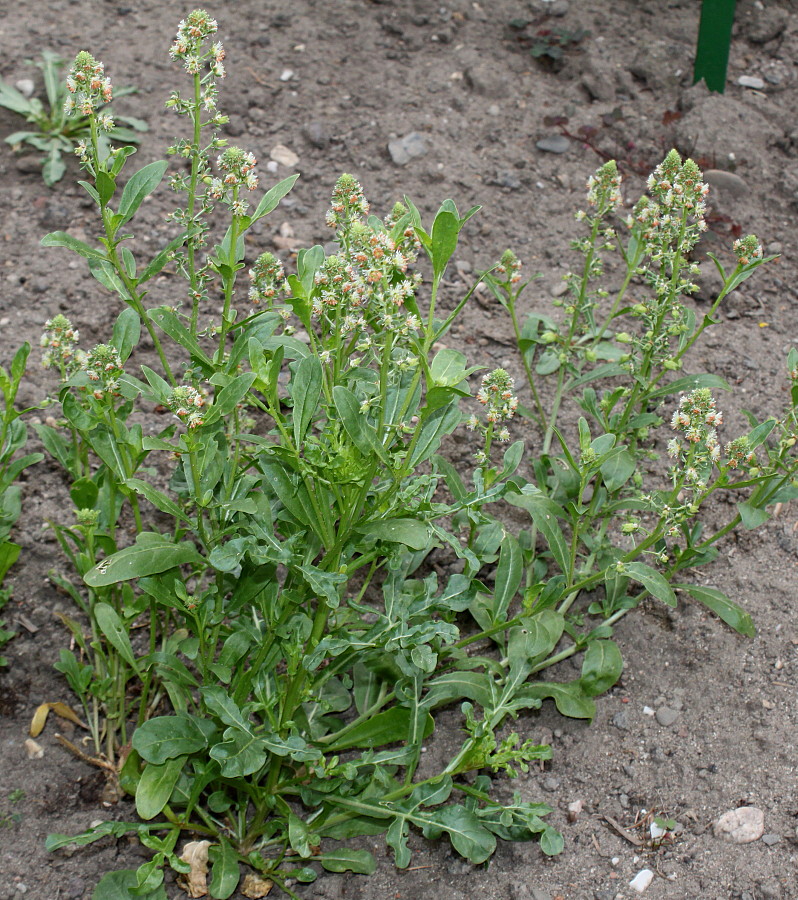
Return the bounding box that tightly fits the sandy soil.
[0,1,797,898]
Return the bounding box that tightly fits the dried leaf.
[25,738,44,759]
[179,840,211,898]
[241,874,273,898]
[30,701,87,737]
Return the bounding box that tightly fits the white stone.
[713,806,765,843]
[279,68,294,82]
[15,78,35,98]
[629,868,655,893]
[738,75,765,89]
[270,145,299,168]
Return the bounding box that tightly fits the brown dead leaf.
[178,840,211,898]
[241,874,273,898]
[30,701,87,737]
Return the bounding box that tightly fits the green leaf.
[354,517,432,551]
[92,869,167,900]
[624,561,676,607]
[522,681,596,719]
[420,804,496,863]
[539,825,564,856]
[117,161,168,225]
[96,170,116,206]
[429,348,481,388]
[200,686,252,731]
[600,448,635,492]
[506,488,569,575]
[319,848,376,875]
[112,308,141,363]
[251,174,300,222]
[737,500,770,530]
[94,602,141,674]
[492,533,522,624]
[424,671,495,710]
[139,233,187,283]
[214,372,256,415]
[41,230,105,260]
[676,583,755,637]
[580,639,623,697]
[209,727,267,777]
[84,535,202,587]
[209,840,240,900]
[292,355,323,446]
[132,713,211,764]
[408,403,461,468]
[148,307,214,367]
[0,542,21,583]
[647,372,730,400]
[325,707,434,752]
[332,385,391,466]
[135,756,185,820]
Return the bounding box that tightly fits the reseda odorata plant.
[34,9,798,899]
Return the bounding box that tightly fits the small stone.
[464,62,505,97]
[15,78,35,98]
[14,155,42,175]
[279,68,294,82]
[765,72,782,85]
[224,114,245,137]
[611,710,630,731]
[24,738,44,759]
[656,706,679,727]
[643,705,655,716]
[761,833,781,845]
[713,806,765,843]
[737,75,765,90]
[550,280,569,298]
[542,775,560,792]
[759,882,781,900]
[388,132,427,166]
[536,135,570,154]
[704,169,748,198]
[497,171,522,190]
[302,121,330,149]
[567,799,583,822]
[629,869,654,893]
[445,858,471,875]
[270,144,299,167]
[594,891,617,900]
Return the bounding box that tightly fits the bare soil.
[1,1,797,899]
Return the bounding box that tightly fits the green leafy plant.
[0,50,146,185]
[0,344,42,666]
[36,11,795,900]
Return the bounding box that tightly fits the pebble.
[24,738,44,759]
[536,135,570,154]
[15,78,35,98]
[629,868,654,893]
[464,62,505,98]
[713,806,765,843]
[14,156,42,175]
[567,799,583,822]
[704,169,748,198]
[759,882,782,899]
[761,833,781,845]
[611,710,630,731]
[594,891,617,900]
[737,75,765,90]
[270,144,299,167]
[388,132,427,165]
[656,706,680,727]
[542,775,561,792]
[302,121,330,149]
[279,68,294,82]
